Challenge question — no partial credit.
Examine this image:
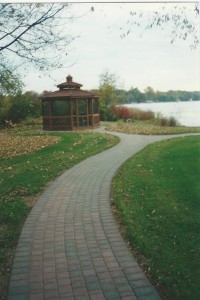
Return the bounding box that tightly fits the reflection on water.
[126,101,200,127]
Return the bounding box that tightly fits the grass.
[112,135,200,299]
[104,120,200,135]
[0,125,119,299]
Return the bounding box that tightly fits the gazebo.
[40,75,100,131]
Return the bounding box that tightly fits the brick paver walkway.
[9,129,193,300]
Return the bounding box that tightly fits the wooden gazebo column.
[49,100,52,128]
[76,98,78,128]
[86,98,89,126]
[91,98,94,127]
[70,98,73,130]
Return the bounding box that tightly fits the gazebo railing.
[43,114,99,130]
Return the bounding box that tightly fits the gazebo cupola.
[40,75,100,131]
[57,75,82,90]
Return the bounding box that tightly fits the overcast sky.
[21,2,200,93]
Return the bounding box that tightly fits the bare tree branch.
[119,3,199,49]
[0,3,76,73]
[0,4,64,51]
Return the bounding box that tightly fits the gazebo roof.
[40,75,99,99]
[41,89,99,99]
[57,75,83,90]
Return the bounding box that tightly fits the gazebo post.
[70,98,73,130]
[75,99,79,128]
[91,99,94,127]
[49,101,52,129]
[86,98,88,126]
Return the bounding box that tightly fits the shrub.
[160,116,179,127]
[21,116,43,126]
[169,116,179,127]
[160,117,169,127]
[6,95,32,123]
[100,106,118,121]
[0,92,41,127]
[110,105,155,121]
[110,105,130,120]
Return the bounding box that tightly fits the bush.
[6,95,32,123]
[110,105,155,121]
[110,105,130,120]
[160,116,179,127]
[160,117,169,127]
[21,116,43,126]
[100,106,118,121]
[169,116,179,127]
[0,92,41,127]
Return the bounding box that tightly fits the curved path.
[9,129,196,300]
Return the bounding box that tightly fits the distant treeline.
[113,88,200,104]
[0,87,199,127]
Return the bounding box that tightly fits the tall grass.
[111,105,155,121]
[128,108,155,121]
[160,116,180,127]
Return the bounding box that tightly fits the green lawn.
[0,127,119,298]
[112,135,200,299]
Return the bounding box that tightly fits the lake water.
[126,101,200,127]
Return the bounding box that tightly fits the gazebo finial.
[66,74,72,82]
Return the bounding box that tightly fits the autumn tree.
[99,71,119,108]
